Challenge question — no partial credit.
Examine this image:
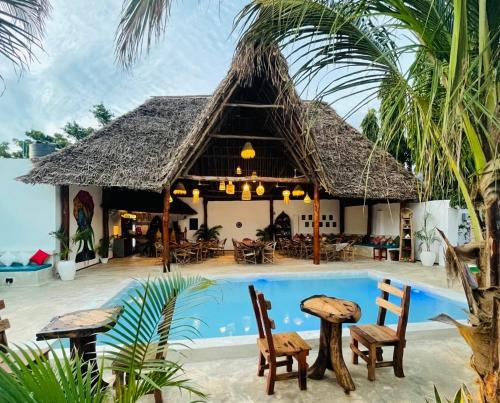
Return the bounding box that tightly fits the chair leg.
[352,339,359,365]
[286,355,293,372]
[266,361,276,395]
[257,353,266,377]
[297,352,308,391]
[376,347,383,362]
[393,344,405,378]
[367,345,376,381]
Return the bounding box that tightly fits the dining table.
[300,295,361,394]
[36,306,123,383]
[242,239,266,263]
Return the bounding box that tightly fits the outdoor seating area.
[277,236,357,262]
[170,239,226,265]
[233,239,277,264]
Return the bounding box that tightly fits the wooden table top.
[36,306,123,340]
[300,296,361,324]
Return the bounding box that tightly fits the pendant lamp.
[282,189,290,205]
[226,180,235,195]
[236,166,242,175]
[219,180,226,191]
[303,193,312,204]
[173,182,187,195]
[256,182,265,196]
[241,142,256,159]
[242,183,252,201]
[292,184,305,197]
[192,188,200,204]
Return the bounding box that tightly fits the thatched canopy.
[20,46,417,201]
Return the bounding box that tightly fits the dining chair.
[242,243,258,264]
[248,286,310,395]
[349,279,411,381]
[262,241,277,264]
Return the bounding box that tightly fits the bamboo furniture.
[349,279,411,381]
[36,306,123,383]
[399,208,415,262]
[262,241,277,264]
[248,285,311,395]
[300,295,361,393]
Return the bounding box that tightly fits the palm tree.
[235,1,499,401]
[0,0,50,86]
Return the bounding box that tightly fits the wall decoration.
[308,215,312,220]
[326,222,330,228]
[305,222,310,228]
[301,214,306,221]
[322,214,326,220]
[236,222,242,228]
[329,215,333,220]
[189,218,199,231]
[73,190,95,263]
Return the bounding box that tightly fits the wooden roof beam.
[209,134,285,141]
[223,102,285,109]
[181,175,309,184]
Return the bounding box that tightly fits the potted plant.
[256,224,276,242]
[50,228,76,281]
[415,213,440,267]
[194,224,222,241]
[96,237,110,264]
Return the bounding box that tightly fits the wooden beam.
[269,199,274,227]
[224,102,284,109]
[102,207,109,241]
[203,198,208,227]
[313,183,320,265]
[209,134,284,141]
[162,189,171,273]
[181,175,309,184]
[339,199,345,234]
[60,185,70,246]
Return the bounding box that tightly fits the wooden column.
[203,198,208,228]
[269,198,274,226]
[339,199,345,234]
[313,183,320,265]
[162,189,171,273]
[366,203,373,236]
[102,197,109,241]
[60,185,70,243]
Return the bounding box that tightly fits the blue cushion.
[0,264,52,273]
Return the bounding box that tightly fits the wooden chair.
[248,285,310,395]
[242,244,258,264]
[262,241,277,264]
[0,300,49,373]
[349,279,411,381]
[320,243,337,262]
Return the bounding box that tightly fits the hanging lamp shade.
[282,189,291,205]
[256,182,265,196]
[226,180,235,195]
[240,142,256,159]
[242,183,252,201]
[292,184,305,197]
[173,182,187,195]
[236,166,242,175]
[192,188,200,204]
[219,180,226,191]
[251,171,258,182]
[303,193,311,204]
[169,195,173,203]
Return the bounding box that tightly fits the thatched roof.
[20,47,417,201]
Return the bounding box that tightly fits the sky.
[0,1,376,144]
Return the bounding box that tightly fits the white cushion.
[0,252,16,266]
[15,252,32,266]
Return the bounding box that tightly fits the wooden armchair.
[320,243,337,262]
[242,244,257,264]
[349,279,411,381]
[248,286,310,395]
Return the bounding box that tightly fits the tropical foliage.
[256,224,276,242]
[194,224,223,241]
[415,213,440,252]
[427,385,474,403]
[0,274,213,402]
[50,227,72,261]
[0,0,50,86]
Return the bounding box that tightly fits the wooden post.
[60,185,70,245]
[162,189,171,273]
[313,183,320,265]
[269,198,274,226]
[102,204,109,241]
[339,199,345,234]
[366,203,373,236]
[203,198,208,228]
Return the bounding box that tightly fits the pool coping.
[102,269,468,350]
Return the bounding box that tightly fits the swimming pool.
[103,272,467,341]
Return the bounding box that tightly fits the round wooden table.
[36,306,123,382]
[300,295,361,393]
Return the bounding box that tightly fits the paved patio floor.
[0,254,476,402]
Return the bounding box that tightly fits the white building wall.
[176,197,205,240]
[344,205,367,234]
[372,203,400,236]
[0,159,57,254]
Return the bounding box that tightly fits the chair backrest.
[264,241,276,252]
[221,238,227,248]
[248,286,276,355]
[376,279,411,340]
[0,300,10,352]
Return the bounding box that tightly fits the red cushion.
[30,249,50,265]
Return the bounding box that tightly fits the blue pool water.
[103,273,467,341]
